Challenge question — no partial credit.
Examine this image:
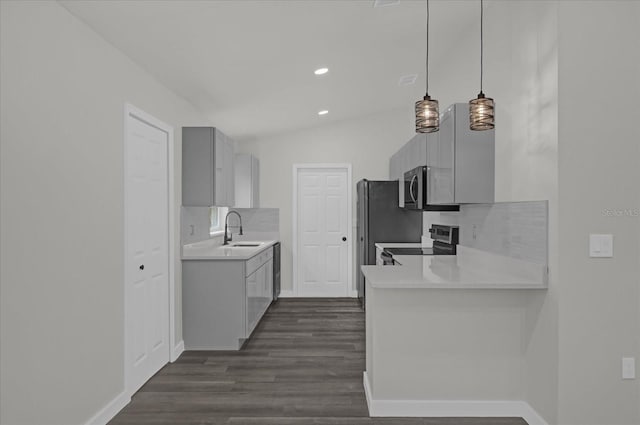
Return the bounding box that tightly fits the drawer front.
[263,247,273,263]
[246,255,261,277]
[245,246,274,276]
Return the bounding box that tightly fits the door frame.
[292,163,353,297]
[123,103,177,398]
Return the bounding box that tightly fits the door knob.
[342,237,347,242]
[139,265,145,270]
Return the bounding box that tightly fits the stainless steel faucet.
[223,211,243,245]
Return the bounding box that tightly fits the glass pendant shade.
[415,95,439,133]
[469,92,494,131]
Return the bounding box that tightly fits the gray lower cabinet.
[183,247,274,350]
[245,247,273,337]
[182,127,235,207]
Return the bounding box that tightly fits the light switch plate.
[589,234,614,258]
[622,357,636,379]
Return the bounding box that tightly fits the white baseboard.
[84,390,130,425]
[363,372,548,425]
[86,342,182,425]
[171,340,185,362]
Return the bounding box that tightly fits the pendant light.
[469,0,495,131]
[415,0,439,133]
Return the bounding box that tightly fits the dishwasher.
[272,242,281,300]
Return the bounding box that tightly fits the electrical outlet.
[622,357,635,379]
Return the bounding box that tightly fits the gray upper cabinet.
[389,134,428,180]
[389,103,495,206]
[182,127,235,207]
[408,134,428,170]
[390,149,399,180]
[389,151,404,207]
[234,153,260,208]
[223,136,235,206]
[389,134,428,207]
[436,103,494,204]
[428,112,455,204]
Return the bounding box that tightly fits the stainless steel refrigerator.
[356,180,422,307]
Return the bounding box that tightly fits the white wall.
[240,2,561,421]
[421,2,640,423]
[486,2,560,423]
[421,1,640,423]
[367,287,533,400]
[0,2,210,424]
[237,108,415,295]
[421,1,560,421]
[557,2,640,424]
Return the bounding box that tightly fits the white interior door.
[125,112,170,394]
[296,167,350,297]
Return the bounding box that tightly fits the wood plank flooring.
[109,298,528,425]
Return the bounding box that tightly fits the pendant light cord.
[480,0,483,93]
[426,0,429,95]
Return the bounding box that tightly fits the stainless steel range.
[383,225,459,260]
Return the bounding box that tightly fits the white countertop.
[182,239,278,260]
[362,246,548,290]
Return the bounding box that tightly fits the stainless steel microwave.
[402,166,459,212]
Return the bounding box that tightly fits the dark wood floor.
[109,298,528,425]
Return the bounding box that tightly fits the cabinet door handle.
[410,175,418,203]
[342,237,347,242]
[139,265,145,270]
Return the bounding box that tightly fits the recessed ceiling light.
[314,68,329,75]
[318,110,329,116]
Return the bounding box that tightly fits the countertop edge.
[361,263,548,290]
[374,242,424,250]
[182,240,278,261]
[368,282,548,290]
[363,245,548,290]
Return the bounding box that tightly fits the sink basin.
[230,243,262,247]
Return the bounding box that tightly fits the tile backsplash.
[423,201,548,265]
[181,207,212,244]
[181,207,280,245]
[231,208,279,232]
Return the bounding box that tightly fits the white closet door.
[296,168,349,297]
[125,113,170,394]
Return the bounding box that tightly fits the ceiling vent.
[373,0,400,8]
[398,74,418,87]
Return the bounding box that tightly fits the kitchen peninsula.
[361,245,548,424]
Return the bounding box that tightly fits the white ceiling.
[60,0,481,142]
